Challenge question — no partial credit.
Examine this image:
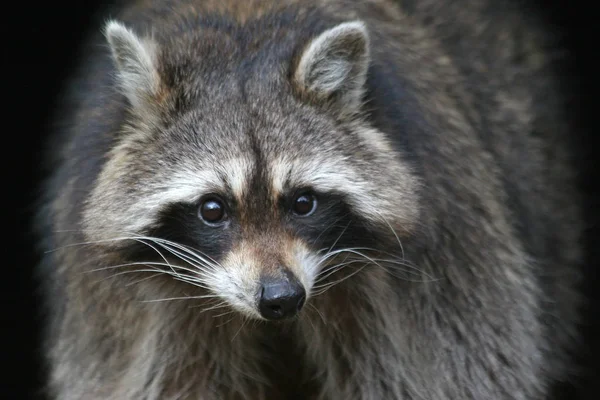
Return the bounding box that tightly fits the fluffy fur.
[35,0,583,399]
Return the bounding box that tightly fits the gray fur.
[35,0,584,399]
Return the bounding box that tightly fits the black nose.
[258,273,306,320]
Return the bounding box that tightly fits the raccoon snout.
[257,272,306,320]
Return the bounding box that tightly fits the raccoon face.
[82,20,420,320]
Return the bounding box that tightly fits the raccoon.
[35,0,584,399]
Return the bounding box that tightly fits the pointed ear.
[293,21,370,115]
[104,20,162,111]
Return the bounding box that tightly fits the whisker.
[83,261,177,274]
[44,235,150,253]
[55,234,187,281]
[144,242,220,280]
[84,261,215,288]
[321,220,353,258]
[215,314,237,327]
[46,231,229,291]
[125,273,164,287]
[308,303,327,325]
[135,238,218,273]
[140,294,221,303]
[131,238,178,277]
[315,246,379,266]
[313,259,365,285]
[231,317,248,342]
[142,237,223,270]
[95,268,182,284]
[47,232,221,276]
[370,258,439,282]
[171,276,212,290]
[374,211,405,261]
[191,300,229,313]
[95,268,210,290]
[302,310,318,334]
[214,310,236,319]
[312,263,368,297]
[314,214,353,245]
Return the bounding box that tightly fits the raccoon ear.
[293,21,370,115]
[104,20,162,111]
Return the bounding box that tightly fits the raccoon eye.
[292,192,317,216]
[198,197,226,224]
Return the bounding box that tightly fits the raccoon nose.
[258,273,306,320]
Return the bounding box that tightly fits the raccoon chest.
[256,329,322,399]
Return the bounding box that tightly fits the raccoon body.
[36,0,583,399]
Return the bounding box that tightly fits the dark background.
[3,0,598,398]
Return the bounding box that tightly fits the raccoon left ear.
[293,21,370,115]
[104,20,163,112]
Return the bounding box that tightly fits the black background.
[3,0,598,398]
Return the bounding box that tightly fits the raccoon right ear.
[293,21,370,116]
[104,20,162,111]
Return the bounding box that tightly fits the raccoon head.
[82,19,420,320]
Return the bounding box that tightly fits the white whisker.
[312,264,369,296]
[374,210,405,260]
[215,314,237,327]
[308,303,327,325]
[140,294,221,303]
[231,317,248,342]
